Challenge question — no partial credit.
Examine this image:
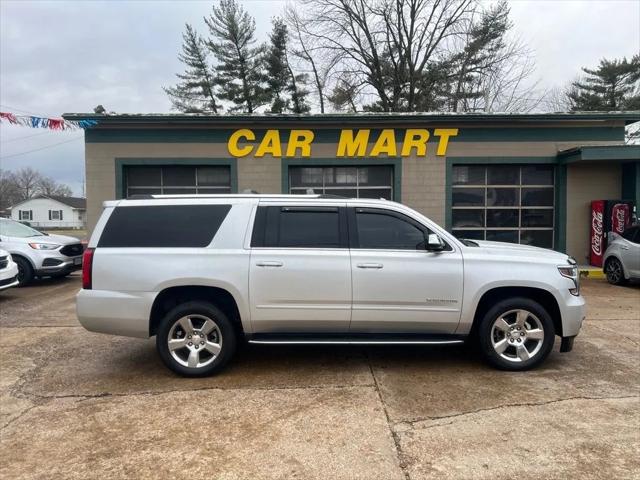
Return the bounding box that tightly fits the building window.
[289,166,393,200]
[451,165,555,248]
[19,210,32,221]
[124,166,231,197]
[49,210,63,221]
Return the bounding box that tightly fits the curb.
[579,267,606,279]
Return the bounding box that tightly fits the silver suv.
[0,218,83,286]
[77,195,585,376]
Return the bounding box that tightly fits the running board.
[248,333,466,345]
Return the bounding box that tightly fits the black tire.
[156,301,237,377]
[478,297,555,371]
[605,257,627,286]
[13,257,34,287]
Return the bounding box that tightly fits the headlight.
[558,265,580,296]
[28,243,60,250]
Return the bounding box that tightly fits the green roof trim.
[558,145,640,163]
[63,111,640,126]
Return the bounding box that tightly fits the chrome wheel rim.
[168,314,222,369]
[490,309,544,363]
[606,260,622,283]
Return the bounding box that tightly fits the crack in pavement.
[0,325,81,329]
[367,353,411,480]
[395,394,640,432]
[0,404,39,431]
[3,382,377,418]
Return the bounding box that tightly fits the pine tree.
[205,0,267,113]
[569,55,640,111]
[164,24,220,113]
[447,1,511,112]
[265,18,311,113]
[265,19,290,113]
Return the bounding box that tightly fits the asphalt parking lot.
[0,275,638,480]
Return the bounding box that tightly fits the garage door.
[124,166,231,197]
[289,166,393,200]
[451,164,555,248]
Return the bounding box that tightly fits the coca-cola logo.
[592,211,603,235]
[591,211,603,256]
[612,205,628,234]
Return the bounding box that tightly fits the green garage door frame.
[115,158,238,199]
[281,157,403,202]
[444,156,567,253]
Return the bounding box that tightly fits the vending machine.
[589,200,635,267]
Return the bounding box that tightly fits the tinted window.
[356,211,425,250]
[622,227,638,243]
[257,207,343,248]
[98,204,231,248]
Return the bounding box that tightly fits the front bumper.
[0,263,19,291]
[31,250,82,276]
[558,289,586,339]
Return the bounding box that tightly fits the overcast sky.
[1,0,639,195]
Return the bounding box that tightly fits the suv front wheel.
[156,301,237,377]
[478,297,555,371]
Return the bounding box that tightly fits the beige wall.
[84,132,620,244]
[566,162,621,262]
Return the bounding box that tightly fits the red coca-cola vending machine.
[589,200,635,267]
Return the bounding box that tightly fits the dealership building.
[64,112,639,262]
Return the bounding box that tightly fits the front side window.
[355,210,425,250]
[451,164,555,248]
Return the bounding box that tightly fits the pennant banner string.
[0,111,98,130]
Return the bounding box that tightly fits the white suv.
[77,195,585,376]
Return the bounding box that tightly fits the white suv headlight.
[558,264,580,296]
[28,243,60,250]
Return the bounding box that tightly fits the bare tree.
[12,167,42,201]
[37,177,73,197]
[300,0,475,112]
[0,170,20,211]
[285,5,341,113]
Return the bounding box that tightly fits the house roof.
[63,111,640,126]
[10,195,86,210]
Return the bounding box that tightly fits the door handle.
[255,261,283,267]
[357,263,383,269]
[620,245,629,250]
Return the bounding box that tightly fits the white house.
[10,195,86,229]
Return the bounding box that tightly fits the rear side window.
[98,204,231,248]
[252,206,346,248]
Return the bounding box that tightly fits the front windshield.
[0,219,45,237]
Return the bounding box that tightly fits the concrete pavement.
[0,274,638,479]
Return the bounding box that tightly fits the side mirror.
[426,233,446,251]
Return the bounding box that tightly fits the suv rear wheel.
[478,297,555,371]
[156,301,237,377]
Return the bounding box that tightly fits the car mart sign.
[227,128,459,158]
